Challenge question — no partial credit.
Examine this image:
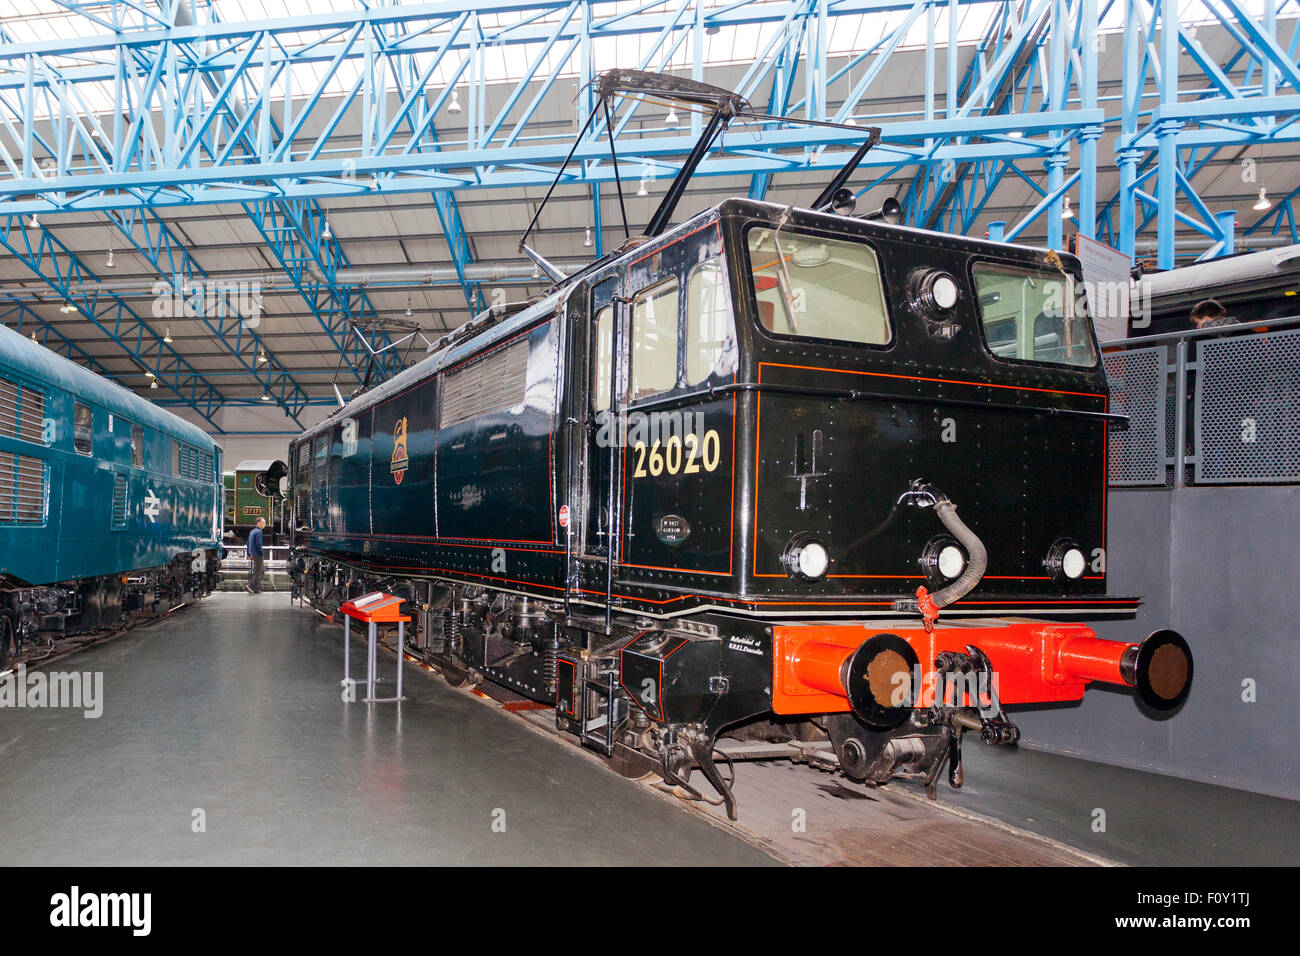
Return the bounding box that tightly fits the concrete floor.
[941,743,1300,866]
[0,593,775,866]
[2,591,1294,866]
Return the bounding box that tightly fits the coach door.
[579,275,624,576]
[618,222,737,577]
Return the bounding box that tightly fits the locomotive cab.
[553,197,1189,810]
[567,198,1121,613]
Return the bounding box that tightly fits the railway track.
[1,601,199,677]
[356,619,1110,867]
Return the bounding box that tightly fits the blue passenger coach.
[0,323,221,663]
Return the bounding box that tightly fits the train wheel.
[439,660,479,689]
[609,754,656,780]
[0,612,14,671]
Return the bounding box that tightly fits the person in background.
[246,517,266,595]
[1189,298,1239,332]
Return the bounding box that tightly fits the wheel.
[0,612,15,671]
[609,754,656,781]
[439,659,478,689]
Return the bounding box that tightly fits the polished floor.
[942,743,1300,866]
[0,593,775,866]
[2,592,1294,866]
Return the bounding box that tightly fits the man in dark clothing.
[246,518,266,594]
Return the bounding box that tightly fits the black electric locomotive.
[290,72,1193,817]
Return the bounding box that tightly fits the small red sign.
[558,504,570,529]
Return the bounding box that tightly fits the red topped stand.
[340,592,411,704]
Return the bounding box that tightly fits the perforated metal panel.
[439,338,529,429]
[1195,328,1300,483]
[0,452,47,524]
[1103,346,1168,486]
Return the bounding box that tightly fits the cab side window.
[73,402,93,455]
[592,306,613,412]
[130,424,144,467]
[630,279,680,401]
[686,258,735,386]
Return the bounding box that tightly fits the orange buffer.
[772,621,1192,719]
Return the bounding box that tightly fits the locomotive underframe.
[292,553,1043,816]
[0,549,220,667]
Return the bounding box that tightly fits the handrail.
[1102,313,1299,488]
[1103,314,1300,349]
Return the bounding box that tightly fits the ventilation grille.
[0,377,46,444]
[111,475,129,530]
[0,452,48,524]
[177,443,215,482]
[439,339,529,429]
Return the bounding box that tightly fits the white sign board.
[1074,234,1134,343]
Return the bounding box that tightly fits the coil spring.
[541,633,558,694]
[445,607,461,657]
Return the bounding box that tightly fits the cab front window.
[746,227,891,346]
[972,261,1099,368]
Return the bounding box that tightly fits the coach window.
[592,305,613,412]
[630,278,680,401]
[130,424,144,467]
[73,402,93,455]
[686,257,736,386]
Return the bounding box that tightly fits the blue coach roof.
[0,323,217,450]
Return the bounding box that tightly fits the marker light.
[1062,548,1086,579]
[1046,538,1088,581]
[784,536,829,580]
[921,536,967,584]
[931,274,959,310]
[798,542,829,578]
[913,269,960,314]
[937,544,965,579]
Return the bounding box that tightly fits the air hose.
[897,480,988,619]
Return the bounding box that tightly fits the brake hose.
[898,480,989,620]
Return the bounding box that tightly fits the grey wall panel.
[1009,486,1299,800]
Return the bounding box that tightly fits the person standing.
[246,517,266,594]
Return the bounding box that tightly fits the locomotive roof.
[298,196,1082,444]
[0,321,216,451]
[233,459,285,473]
[300,286,568,439]
[721,197,1075,264]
